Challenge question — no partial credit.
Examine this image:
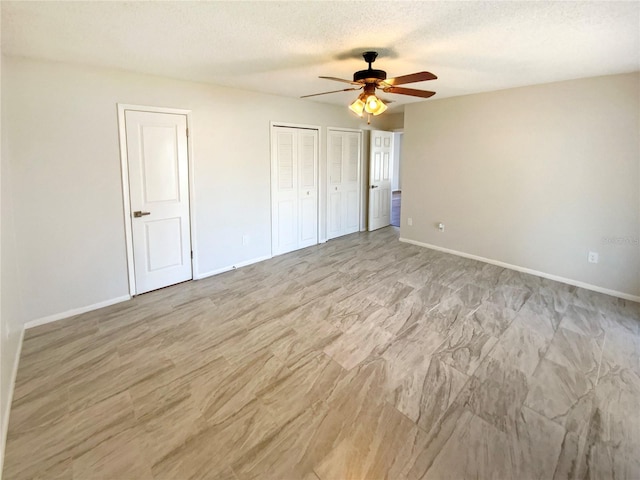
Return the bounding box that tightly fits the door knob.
[133,211,151,218]
[370,185,379,189]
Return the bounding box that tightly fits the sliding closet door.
[271,126,319,255]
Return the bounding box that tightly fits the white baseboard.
[195,255,272,280]
[1,326,25,476]
[24,295,132,330]
[399,237,640,303]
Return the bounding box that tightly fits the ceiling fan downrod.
[354,51,387,83]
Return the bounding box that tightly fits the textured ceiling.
[2,1,639,111]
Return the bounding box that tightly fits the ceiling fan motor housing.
[353,69,387,83]
[354,51,387,83]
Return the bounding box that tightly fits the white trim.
[399,237,640,302]
[117,104,195,295]
[326,127,363,133]
[270,121,321,131]
[185,114,199,279]
[24,295,131,330]
[116,105,136,296]
[194,255,272,280]
[1,326,25,475]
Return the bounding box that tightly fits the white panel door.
[125,110,192,294]
[327,130,361,240]
[368,130,393,231]
[272,128,298,255]
[298,131,318,248]
[271,126,318,255]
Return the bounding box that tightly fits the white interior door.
[327,129,361,240]
[298,131,319,248]
[368,130,394,231]
[271,126,318,255]
[125,110,192,294]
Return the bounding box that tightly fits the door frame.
[269,121,321,254]
[326,127,364,235]
[117,104,197,296]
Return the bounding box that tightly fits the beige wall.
[1,56,385,325]
[1,28,27,469]
[379,112,404,131]
[402,72,640,297]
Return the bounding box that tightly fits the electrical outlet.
[588,251,599,264]
[407,217,413,226]
[242,235,250,246]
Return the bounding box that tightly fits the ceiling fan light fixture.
[304,51,436,120]
[348,96,365,117]
[372,100,388,116]
[364,94,387,115]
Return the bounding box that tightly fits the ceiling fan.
[301,51,437,120]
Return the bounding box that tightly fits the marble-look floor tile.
[460,355,532,435]
[5,226,638,480]
[377,322,444,385]
[199,350,289,425]
[323,319,393,370]
[151,398,278,480]
[4,392,136,480]
[486,284,532,311]
[519,292,567,330]
[544,327,602,383]
[525,358,595,430]
[231,401,328,480]
[257,352,345,423]
[388,356,468,434]
[560,304,607,342]
[466,300,518,337]
[313,401,418,480]
[490,317,550,377]
[433,314,498,376]
[552,364,640,480]
[404,403,473,479]
[421,412,515,480]
[509,406,565,480]
[67,358,175,413]
[71,428,153,480]
[362,278,415,308]
[515,304,557,341]
[454,283,489,309]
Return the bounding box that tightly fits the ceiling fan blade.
[300,87,361,98]
[319,76,362,85]
[383,71,437,86]
[382,86,436,98]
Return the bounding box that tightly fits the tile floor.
[3,227,639,479]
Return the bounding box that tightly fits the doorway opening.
[391,132,403,227]
[391,192,401,227]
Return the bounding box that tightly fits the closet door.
[271,126,318,255]
[327,130,361,240]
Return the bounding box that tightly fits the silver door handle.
[370,185,379,189]
[133,211,151,218]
